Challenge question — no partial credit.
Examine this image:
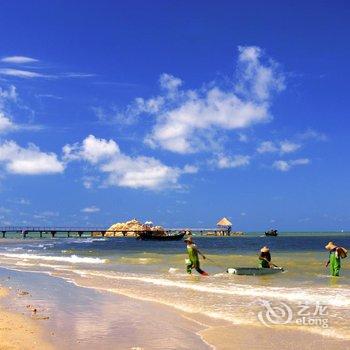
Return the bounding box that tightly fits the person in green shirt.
[184,237,208,276]
[325,241,347,277]
[259,246,271,268]
[258,246,277,268]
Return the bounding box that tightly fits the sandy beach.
[0,285,53,350]
[0,268,212,350]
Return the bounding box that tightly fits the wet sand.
[0,286,53,350]
[199,324,350,350]
[0,268,212,349]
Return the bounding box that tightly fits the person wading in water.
[258,246,277,268]
[325,241,347,277]
[184,237,208,276]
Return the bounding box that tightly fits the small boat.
[265,229,278,236]
[227,267,284,275]
[137,231,186,241]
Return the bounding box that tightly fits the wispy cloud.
[0,112,15,133]
[257,140,301,154]
[59,72,96,78]
[0,85,17,133]
[273,158,310,172]
[0,68,95,80]
[0,68,49,79]
[34,211,59,219]
[0,56,94,80]
[0,85,17,104]
[9,198,30,205]
[297,129,328,142]
[81,206,100,213]
[1,56,39,64]
[0,85,45,133]
[35,94,63,100]
[82,175,100,189]
[280,140,301,154]
[213,154,250,169]
[257,141,278,154]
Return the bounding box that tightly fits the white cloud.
[10,198,30,205]
[0,140,64,175]
[182,164,199,174]
[273,160,290,171]
[238,133,248,142]
[145,88,270,154]
[291,158,310,166]
[0,59,93,80]
[0,112,15,133]
[257,141,278,154]
[1,56,39,64]
[235,46,285,101]
[0,85,45,133]
[82,175,99,189]
[159,73,182,92]
[273,158,310,172]
[298,129,327,142]
[257,140,301,154]
[101,155,181,189]
[81,206,100,213]
[34,211,59,219]
[0,68,48,79]
[279,140,301,154]
[133,96,165,114]
[64,135,190,190]
[123,46,284,154]
[36,94,63,100]
[63,134,120,164]
[0,85,17,103]
[0,86,17,133]
[59,72,95,78]
[215,154,250,169]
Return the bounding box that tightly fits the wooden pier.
[0,226,238,238]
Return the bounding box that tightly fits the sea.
[0,231,349,342]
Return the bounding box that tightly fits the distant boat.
[137,231,186,241]
[265,229,278,237]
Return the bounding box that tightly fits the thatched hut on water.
[217,217,232,235]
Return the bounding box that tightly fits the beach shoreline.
[0,284,53,350]
[1,266,350,350]
[0,267,214,350]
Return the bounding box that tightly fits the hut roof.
[217,217,232,226]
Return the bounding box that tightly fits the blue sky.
[0,1,349,230]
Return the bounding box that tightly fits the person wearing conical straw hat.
[184,236,208,276]
[258,246,277,268]
[325,242,347,276]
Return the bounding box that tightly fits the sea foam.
[70,269,350,308]
[0,252,107,264]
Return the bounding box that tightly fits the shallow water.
[0,234,349,340]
